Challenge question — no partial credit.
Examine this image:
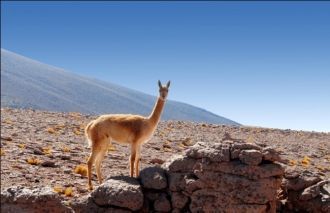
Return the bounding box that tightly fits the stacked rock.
[163,141,285,213]
[139,167,171,212]
[281,169,330,212]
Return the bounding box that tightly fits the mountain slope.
[1,49,239,125]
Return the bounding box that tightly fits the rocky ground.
[1,108,330,204]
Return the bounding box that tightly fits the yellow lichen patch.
[301,156,311,167]
[289,159,297,166]
[108,144,116,152]
[74,164,88,176]
[0,148,5,156]
[64,187,73,197]
[27,157,41,165]
[18,144,26,149]
[42,146,52,155]
[47,127,56,134]
[53,186,64,194]
[62,146,71,153]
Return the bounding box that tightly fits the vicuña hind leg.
[87,147,98,190]
[95,140,108,185]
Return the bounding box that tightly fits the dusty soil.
[1,108,329,201]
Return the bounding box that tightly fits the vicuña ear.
[166,81,171,88]
[158,80,162,88]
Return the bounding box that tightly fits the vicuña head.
[84,80,170,190]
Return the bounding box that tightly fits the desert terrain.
[1,107,329,202]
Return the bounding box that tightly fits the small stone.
[41,161,56,167]
[1,136,12,141]
[171,192,189,209]
[262,147,281,162]
[230,143,262,159]
[64,169,72,174]
[60,155,71,160]
[239,149,263,165]
[154,194,171,212]
[33,149,43,155]
[149,158,165,165]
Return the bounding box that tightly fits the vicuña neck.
[148,97,165,126]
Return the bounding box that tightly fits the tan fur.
[85,80,170,190]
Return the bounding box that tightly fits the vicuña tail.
[85,121,94,148]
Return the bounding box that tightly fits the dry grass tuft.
[301,156,311,167]
[74,164,88,176]
[181,137,192,146]
[42,146,52,155]
[73,128,81,135]
[3,119,13,124]
[62,146,71,153]
[18,144,26,149]
[289,159,297,166]
[108,144,116,152]
[0,148,5,156]
[53,186,73,197]
[47,127,56,134]
[53,186,64,194]
[64,187,73,197]
[27,157,41,165]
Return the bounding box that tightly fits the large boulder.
[91,176,143,211]
[1,186,72,213]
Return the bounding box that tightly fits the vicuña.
[84,80,170,190]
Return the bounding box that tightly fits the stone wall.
[142,141,285,213]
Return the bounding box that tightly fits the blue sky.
[2,1,330,132]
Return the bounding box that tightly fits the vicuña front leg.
[134,145,141,177]
[130,146,136,178]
